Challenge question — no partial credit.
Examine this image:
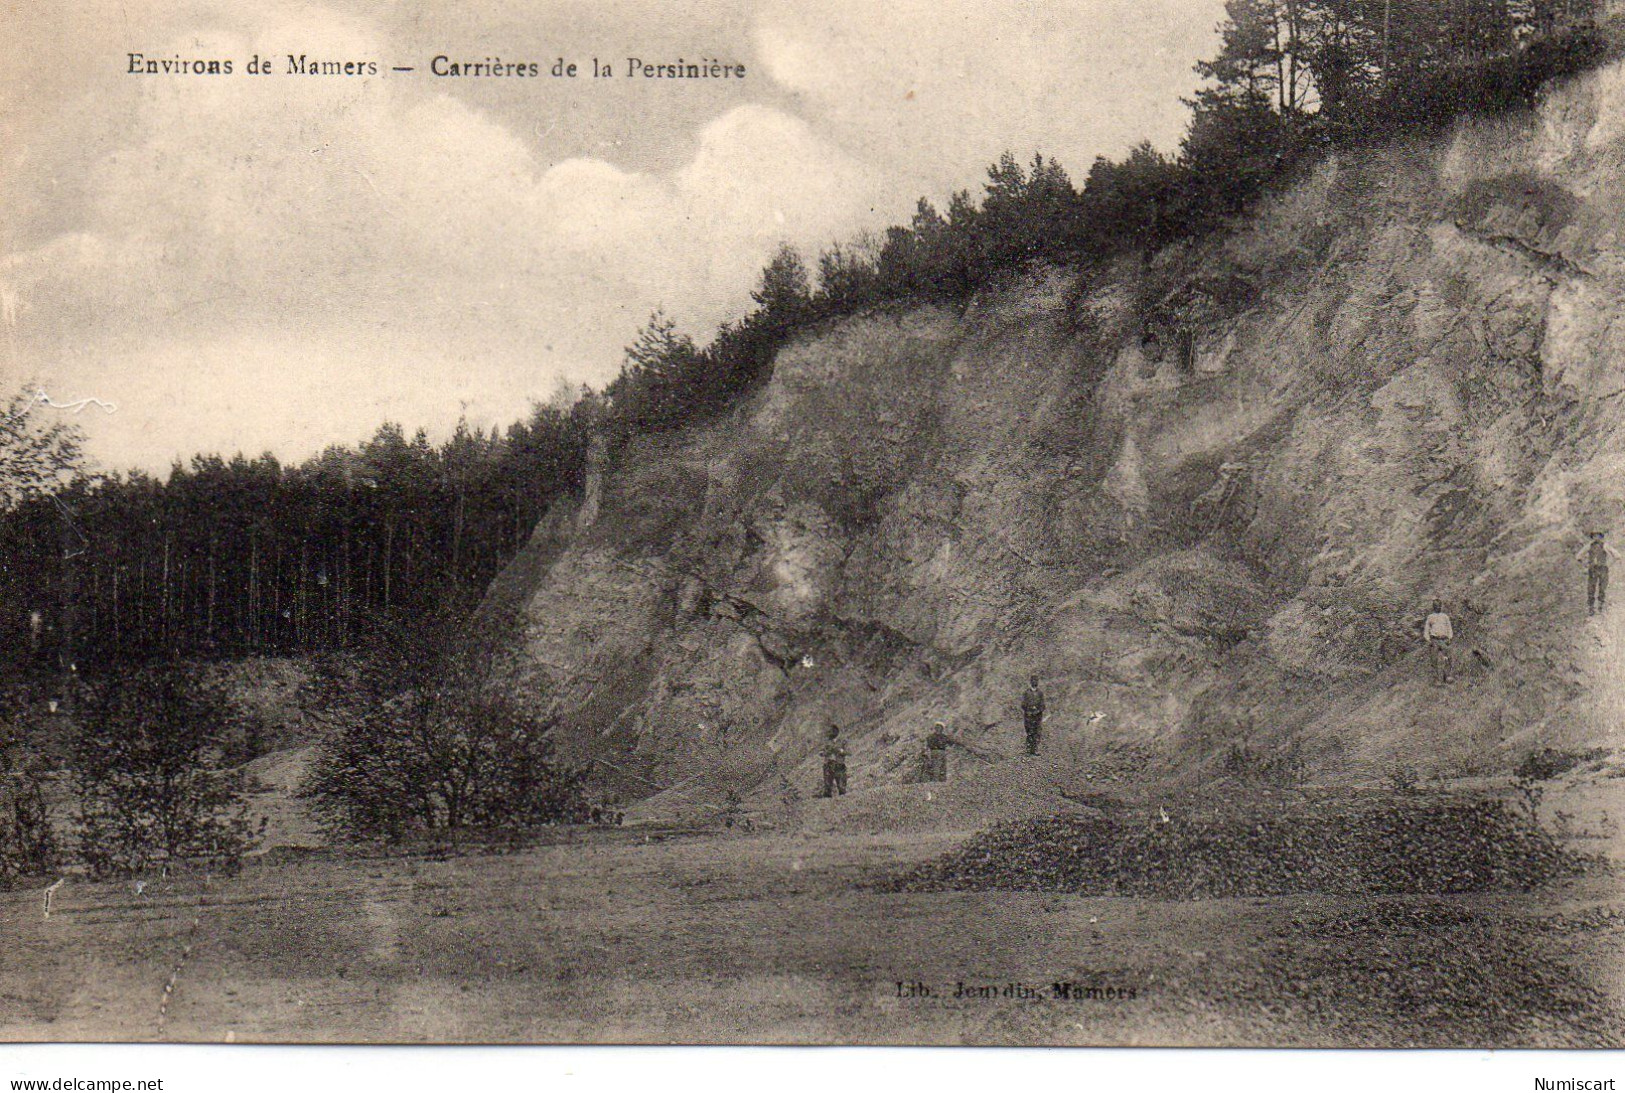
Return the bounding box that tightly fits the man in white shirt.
[1423,597,1453,685]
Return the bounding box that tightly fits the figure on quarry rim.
[820,723,848,798]
[1577,531,1619,617]
[1423,598,1453,685]
[1020,675,1046,756]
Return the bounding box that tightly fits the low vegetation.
[71,665,263,878]
[300,609,591,843]
[0,736,54,888]
[896,799,1588,899]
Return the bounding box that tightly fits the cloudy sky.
[0,0,1222,473]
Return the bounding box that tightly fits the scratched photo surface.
[2,0,1624,1047]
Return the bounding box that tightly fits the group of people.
[816,531,1618,794]
[1422,530,1616,686]
[817,675,1049,797]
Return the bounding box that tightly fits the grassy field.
[4,790,1622,1046]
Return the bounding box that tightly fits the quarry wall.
[487,60,1625,812]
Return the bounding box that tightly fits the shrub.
[302,609,590,842]
[73,666,261,878]
[0,756,55,887]
[1514,747,1601,783]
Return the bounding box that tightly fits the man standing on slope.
[1020,674,1046,756]
[1577,531,1620,616]
[820,724,848,798]
[1423,598,1453,685]
[921,721,982,782]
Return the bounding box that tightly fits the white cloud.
[3,12,891,471]
[3,0,1222,472]
[752,0,1221,198]
[674,105,891,303]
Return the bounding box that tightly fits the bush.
[1514,746,1605,783]
[1339,25,1614,144]
[0,759,55,888]
[302,609,591,842]
[73,666,261,878]
[0,668,59,887]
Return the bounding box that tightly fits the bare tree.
[0,390,84,510]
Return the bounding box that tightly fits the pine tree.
[751,243,812,324]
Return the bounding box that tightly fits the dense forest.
[0,0,1611,679]
[0,400,594,668]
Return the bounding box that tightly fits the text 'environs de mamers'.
[125,54,747,78]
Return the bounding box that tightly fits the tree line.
[0,400,593,670]
[603,0,1611,436]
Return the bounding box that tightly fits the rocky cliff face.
[486,62,1625,815]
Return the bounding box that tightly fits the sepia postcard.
[3,0,1625,1059]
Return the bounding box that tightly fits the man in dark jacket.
[1578,531,1620,616]
[821,724,848,798]
[1020,675,1045,756]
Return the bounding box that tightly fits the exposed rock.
[484,61,1625,811]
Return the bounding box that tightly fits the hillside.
[483,58,1625,819]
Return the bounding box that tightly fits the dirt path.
[2,823,1620,1046]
